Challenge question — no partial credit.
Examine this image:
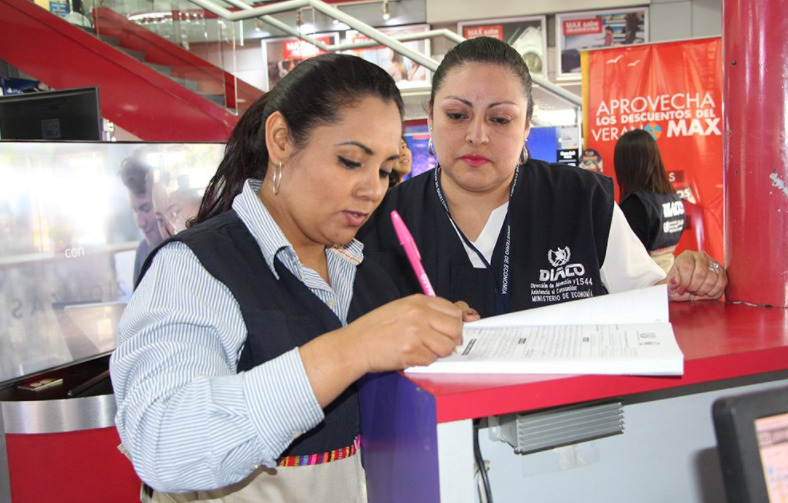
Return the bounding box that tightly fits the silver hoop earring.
[519,145,529,165]
[428,138,436,156]
[272,161,283,195]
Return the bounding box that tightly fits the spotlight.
[381,0,390,20]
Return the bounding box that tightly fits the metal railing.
[182,0,582,106]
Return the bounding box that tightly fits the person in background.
[603,26,615,46]
[389,136,412,187]
[624,11,644,45]
[614,129,687,273]
[359,36,727,318]
[407,62,428,82]
[119,157,163,285]
[387,50,408,82]
[111,53,468,503]
[150,170,203,239]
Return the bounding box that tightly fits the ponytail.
[193,95,271,225]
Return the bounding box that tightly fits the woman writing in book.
[110,53,468,502]
[359,36,727,318]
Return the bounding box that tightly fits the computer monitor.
[0,86,102,141]
[713,385,788,503]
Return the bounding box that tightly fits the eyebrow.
[443,96,518,109]
[336,141,400,161]
[336,141,373,155]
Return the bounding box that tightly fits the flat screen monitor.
[0,86,102,141]
[713,385,788,503]
[0,141,225,387]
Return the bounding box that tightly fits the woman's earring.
[427,127,436,156]
[519,145,529,165]
[272,161,283,195]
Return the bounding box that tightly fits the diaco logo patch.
[548,247,571,267]
[540,246,586,282]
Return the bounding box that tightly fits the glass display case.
[0,141,225,386]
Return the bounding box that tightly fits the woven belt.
[277,435,360,467]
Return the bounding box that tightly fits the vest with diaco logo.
[620,190,686,251]
[140,210,399,459]
[359,158,615,318]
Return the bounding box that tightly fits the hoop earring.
[427,127,436,156]
[272,161,283,195]
[519,145,529,165]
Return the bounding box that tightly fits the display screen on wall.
[458,16,547,77]
[344,25,432,88]
[556,7,648,80]
[261,32,341,91]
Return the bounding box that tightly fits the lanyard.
[432,166,520,315]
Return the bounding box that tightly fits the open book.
[405,285,684,376]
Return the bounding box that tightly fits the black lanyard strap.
[432,166,520,315]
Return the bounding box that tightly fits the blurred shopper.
[150,170,202,239]
[119,157,163,285]
[614,128,687,273]
[389,136,412,187]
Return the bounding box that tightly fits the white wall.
[650,0,722,42]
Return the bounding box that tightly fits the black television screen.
[713,385,788,503]
[0,86,102,141]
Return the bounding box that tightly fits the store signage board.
[556,7,649,81]
[458,16,547,78]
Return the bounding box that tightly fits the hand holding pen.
[391,210,436,297]
[391,211,480,323]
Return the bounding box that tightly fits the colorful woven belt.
[277,435,360,467]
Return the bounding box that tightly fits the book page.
[405,322,683,376]
[467,285,669,328]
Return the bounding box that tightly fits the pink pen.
[391,210,436,297]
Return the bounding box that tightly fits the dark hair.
[430,36,534,123]
[614,129,675,198]
[194,53,404,225]
[119,157,152,196]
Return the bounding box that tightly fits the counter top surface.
[404,301,788,422]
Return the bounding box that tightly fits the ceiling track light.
[381,0,390,21]
[296,8,303,28]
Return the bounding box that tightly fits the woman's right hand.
[299,294,463,407]
[347,294,465,373]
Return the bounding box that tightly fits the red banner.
[582,37,724,262]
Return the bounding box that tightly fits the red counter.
[360,301,788,503]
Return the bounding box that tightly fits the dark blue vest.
[141,210,398,457]
[358,159,615,318]
[620,191,685,251]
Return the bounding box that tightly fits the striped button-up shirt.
[111,179,364,492]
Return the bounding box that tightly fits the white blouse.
[456,202,666,294]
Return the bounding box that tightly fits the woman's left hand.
[666,250,727,301]
[454,300,480,323]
